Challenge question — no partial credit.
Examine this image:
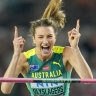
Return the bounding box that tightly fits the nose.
[42,38,48,44]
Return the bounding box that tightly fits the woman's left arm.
[67,19,93,79]
[69,46,93,79]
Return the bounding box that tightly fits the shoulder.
[23,48,35,59]
[53,46,73,57]
[53,46,72,54]
[53,46,64,53]
[63,46,73,55]
[18,53,27,65]
[62,46,73,64]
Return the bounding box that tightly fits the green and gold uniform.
[24,46,71,96]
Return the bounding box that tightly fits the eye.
[47,35,53,38]
[38,36,43,38]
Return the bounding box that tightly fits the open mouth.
[41,46,50,54]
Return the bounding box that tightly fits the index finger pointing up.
[76,19,80,32]
[14,26,18,38]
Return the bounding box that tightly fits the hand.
[13,26,25,55]
[68,19,81,48]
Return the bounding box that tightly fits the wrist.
[71,45,79,49]
[71,46,80,53]
[13,52,21,57]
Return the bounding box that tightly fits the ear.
[32,36,36,44]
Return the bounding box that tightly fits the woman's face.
[33,26,56,57]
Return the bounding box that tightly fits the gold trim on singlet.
[24,46,64,59]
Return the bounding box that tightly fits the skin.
[33,26,56,61]
[1,20,93,94]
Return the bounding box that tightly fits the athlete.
[1,0,93,96]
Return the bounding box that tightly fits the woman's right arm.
[1,26,26,94]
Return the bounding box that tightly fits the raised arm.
[63,20,93,79]
[1,26,26,94]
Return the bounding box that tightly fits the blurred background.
[0,0,96,96]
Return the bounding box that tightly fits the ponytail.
[42,0,66,28]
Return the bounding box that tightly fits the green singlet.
[23,46,71,96]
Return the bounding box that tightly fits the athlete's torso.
[23,46,71,96]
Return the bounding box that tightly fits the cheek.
[35,40,42,47]
[53,37,56,42]
[50,39,56,45]
[35,41,40,46]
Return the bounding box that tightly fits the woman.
[1,0,93,96]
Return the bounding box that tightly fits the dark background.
[0,0,96,96]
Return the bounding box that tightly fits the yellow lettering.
[45,72,49,78]
[42,72,45,78]
[50,71,53,78]
[38,72,41,78]
[31,73,34,78]
[59,70,62,76]
[53,71,56,77]
[31,70,62,79]
[35,72,38,78]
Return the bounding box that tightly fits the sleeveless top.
[23,46,71,96]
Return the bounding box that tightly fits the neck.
[35,48,53,62]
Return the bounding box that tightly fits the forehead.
[35,26,55,35]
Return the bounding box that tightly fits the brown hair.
[30,0,66,37]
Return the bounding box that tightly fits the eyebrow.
[48,34,53,36]
[37,34,53,36]
[37,35,43,36]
